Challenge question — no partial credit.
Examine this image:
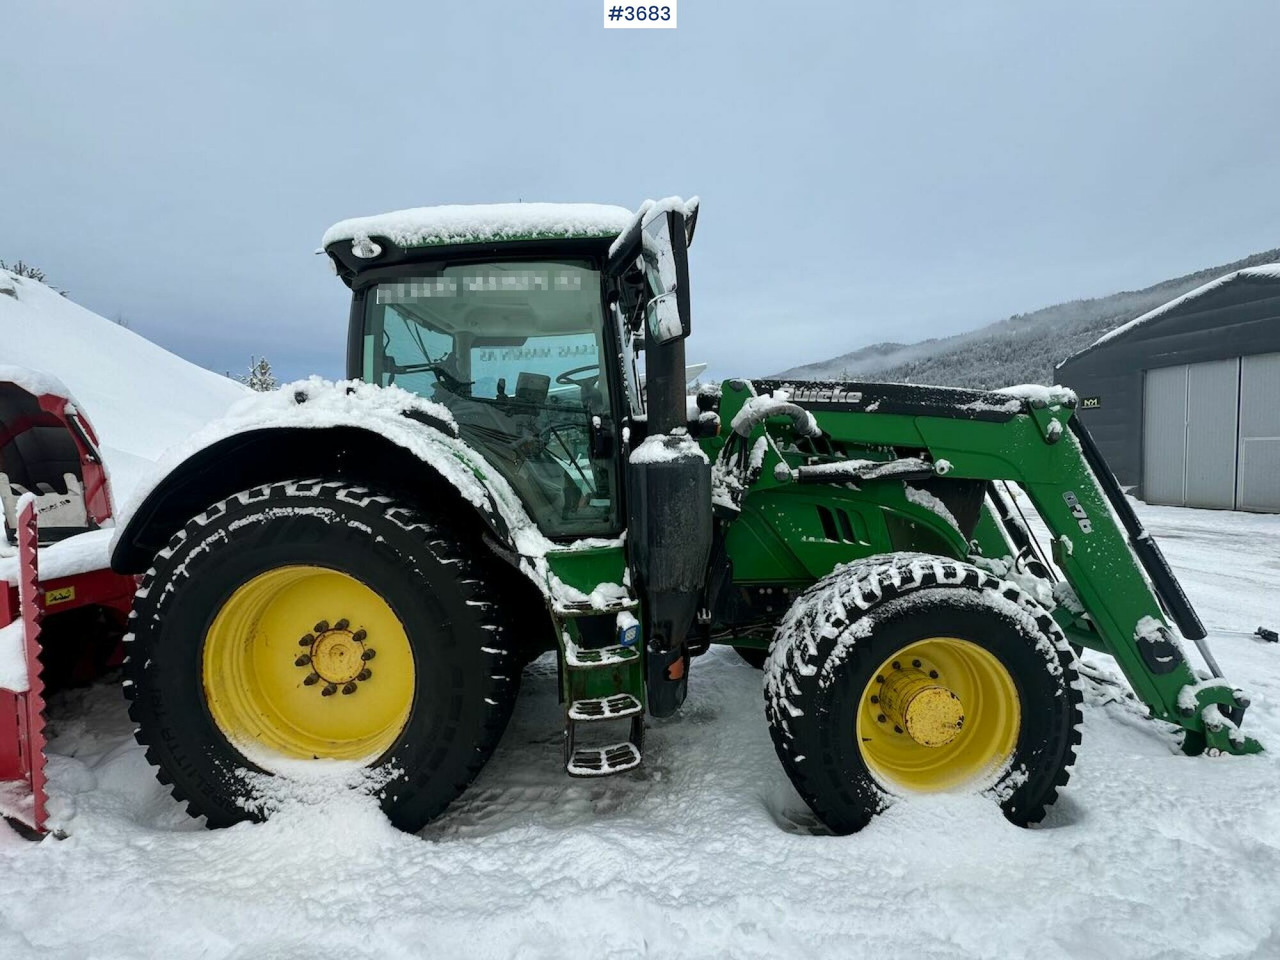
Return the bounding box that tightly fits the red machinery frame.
[0,379,135,836]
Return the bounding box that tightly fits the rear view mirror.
[645,209,696,345]
[606,197,696,345]
[639,208,691,344]
[646,292,683,343]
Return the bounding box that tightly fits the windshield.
[362,260,618,538]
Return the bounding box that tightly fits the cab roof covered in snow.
[322,203,634,254]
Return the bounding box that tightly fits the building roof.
[1088,263,1280,350]
[322,202,634,253]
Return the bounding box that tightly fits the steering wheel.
[555,364,600,392]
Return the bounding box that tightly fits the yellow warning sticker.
[45,586,76,605]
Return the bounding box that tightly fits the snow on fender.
[109,378,563,571]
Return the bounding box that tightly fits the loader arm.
[714,378,1261,757]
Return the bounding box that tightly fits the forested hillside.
[777,248,1280,388]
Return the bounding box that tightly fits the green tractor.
[110,197,1260,835]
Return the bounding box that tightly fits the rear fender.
[110,379,542,573]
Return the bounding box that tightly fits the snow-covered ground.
[0,500,1276,959]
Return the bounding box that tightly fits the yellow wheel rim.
[855,637,1020,793]
[203,565,415,763]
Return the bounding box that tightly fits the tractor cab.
[325,201,700,542]
[326,199,711,722]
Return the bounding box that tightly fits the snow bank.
[1091,263,1280,349]
[322,203,633,252]
[0,270,245,505]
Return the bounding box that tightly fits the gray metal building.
[1056,265,1280,512]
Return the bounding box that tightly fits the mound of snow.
[0,269,245,502]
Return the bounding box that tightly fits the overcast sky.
[4,1,1279,382]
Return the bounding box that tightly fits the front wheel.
[125,479,521,832]
[765,554,1081,835]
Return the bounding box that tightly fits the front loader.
[106,196,1259,836]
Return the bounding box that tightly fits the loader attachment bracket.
[1177,680,1262,756]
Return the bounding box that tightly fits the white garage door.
[1142,365,1189,506]
[1185,359,1240,509]
[1237,352,1280,512]
[1142,359,1240,509]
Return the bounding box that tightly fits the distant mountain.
[775,248,1280,389]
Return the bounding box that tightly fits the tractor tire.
[124,479,520,832]
[765,553,1081,835]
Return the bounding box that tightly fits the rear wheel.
[765,553,1080,835]
[125,479,520,831]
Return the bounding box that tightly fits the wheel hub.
[297,618,376,695]
[879,668,965,747]
[310,629,364,684]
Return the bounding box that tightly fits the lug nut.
[929,670,939,679]
[334,618,350,631]
[875,675,885,684]
[353,629,368,643]
[303,672,320,686]
[912,659,922,668]
[341,682,358,695]
[299,634,315,647]
[893,725,904,734]
[361,649,376,661]
[869,694,879,704]
[877,713,887,723]
[295,654,312,667]
[314,620,330,633]
[321,683,337,697]
[357,668,372,682]
[892,661,901,670]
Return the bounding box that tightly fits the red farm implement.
[0,373,134,836]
